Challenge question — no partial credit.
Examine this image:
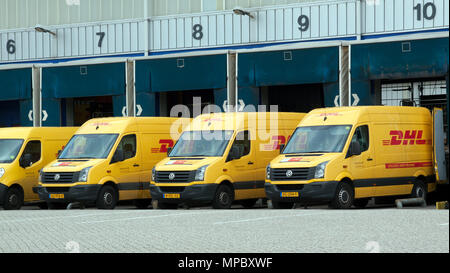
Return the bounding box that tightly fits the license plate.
[49,194,65,199]
[164,193,180,199]
[281,192,299,198]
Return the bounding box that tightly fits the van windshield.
[0,139,24,163]
[169,131,234,157]
[59,134,118,160]
[283,125,352,154]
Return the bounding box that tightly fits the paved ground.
[0,202,448,253]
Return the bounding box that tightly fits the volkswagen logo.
[54,174,61,181]
[168,173,176,180]
[286,170,293,178]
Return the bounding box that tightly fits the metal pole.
[126,60,136,117]
[32,66,41,127]
[227,51,237,112]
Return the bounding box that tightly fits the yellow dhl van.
[265,106,448,209]
[0,127,78,210]
[36,117,189,209]
[150,112,306,209]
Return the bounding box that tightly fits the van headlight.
[314,161,329,179]
[0,168,5,178]
[152,167,156,182]
[195,165,208,181]
[79,167,92,182]
[39,169,43,182]
[266,164,271,180]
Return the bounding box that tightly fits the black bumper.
[0,183,8,205]
[36,185,101,203]
[265,181,339,204]
[150,184,218,204]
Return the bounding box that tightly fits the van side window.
[231,131,251,158]
[351,125,370,153]
[20,141,41,166]
[117,135,137,160]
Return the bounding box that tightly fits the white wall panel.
[0,0,448,63]
[363,0,449,34]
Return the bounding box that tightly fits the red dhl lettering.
[262,135,289,151]
[319,113,342,117]
[90,122,110,126]
[151,139,174,153]
[383,130,430,146]
[202,118,223,123]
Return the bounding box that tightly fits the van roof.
[76,117,188,134]
[187,112,306,131]
[302,106,431,126]
[310,106,431,115]
[0,127,77,139]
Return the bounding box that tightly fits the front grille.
[276,184,305,191]
[159,187,186,193]
[270,168,315,181]
[42,172,77,183]
[155,171,195,183]
[45,187,71,193]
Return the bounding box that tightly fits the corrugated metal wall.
[0,0,325,30]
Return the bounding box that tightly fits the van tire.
[353,198,370,209]
[240,199,258,209]
[411,179,427,201]
[330,182,354,209]
[3,187,23,210]
[96,185,117,209]
[272,201,294,209]
[212,184,234,209]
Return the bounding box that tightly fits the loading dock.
[40,62,127,126]
[0,67,32,127]
[237,44,342,113]
[135,53,228,118]
[351,36,449,156]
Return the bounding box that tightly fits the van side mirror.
[347,141,362,158]
[167,147,173,157]
[279,144,286,154]
[111,149,125,163]
[20,154,33,168]
[227,146,242,162]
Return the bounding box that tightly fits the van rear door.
[433,108,448,183]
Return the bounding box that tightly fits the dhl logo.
[382,130,431,146]
[261,135,290,151]
[319,113,342,117]
[202,118,224,123]
[151,139,174,153]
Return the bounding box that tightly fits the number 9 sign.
[297,15,310,32]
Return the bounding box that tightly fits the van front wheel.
[330,182,354,209]
[96,185,118,209]
[212,184,234,209]
[411,179,427,202]
[3,187,23,210]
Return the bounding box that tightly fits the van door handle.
[367,158,373,162]
[133,164,140,167]
[248,161,254,165]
